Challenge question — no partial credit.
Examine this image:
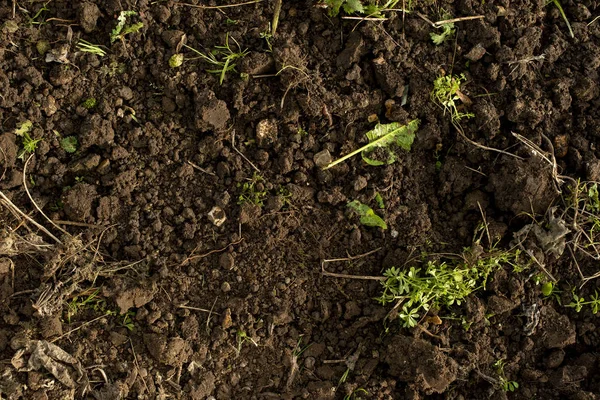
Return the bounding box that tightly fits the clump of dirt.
[384,335,458,394]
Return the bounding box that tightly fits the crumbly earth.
[1,0,600,399]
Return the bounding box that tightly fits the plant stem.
[324,129,402,170]
[323,142,372,170]
[272,0,282,36]
[551,0,574,38]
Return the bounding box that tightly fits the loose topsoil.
[1,0,600,399]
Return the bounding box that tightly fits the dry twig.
[321,247,385,280]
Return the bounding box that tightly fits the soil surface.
[1,0,600,399]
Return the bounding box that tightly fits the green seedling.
[60,136,78,153]
[260,25,274,52]
[325,0,364,16]
[541,281,554,296]
[76,40,107,57]
[339,367,351,384]
[184,33,248,85]
[566,289,600,314]
[539,279,562,304]
[546,0,574,38]
[292,336,311,358]
[169,53,184,68]
[81,98,97,109]
[278,186,292,208]
[67,289,105,323]
[494,359,519,392]
[567,292,585,312]
[586,183,600,213]
[323,0,401,17]
[120,311,136,331]
[99,61,126,77]
[50,200,64,211]
[432,74,474,123]
[379,247,525,328]
[235,330,258,357]
[347,200,387,229]
[434,143,443,170]
[27,1,50,25]
[374,192,385,209]
[344,388,368,400]
[238,173,267,206]
[67,289,136,330]
[15,120,33,136]
[563,180,600,267]
[110,11,143,44]
[431,21,455,45]
[14,120,41,160]
[324,119,420,169]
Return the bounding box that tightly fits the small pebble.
[304,356,316,369]
[208,206,227,227]
[313,150,332,168]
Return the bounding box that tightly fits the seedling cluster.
[323,0,401,17]
[14,120,41,160]
[494,359,519,392]
[378,248,526,327]
[66,289,135,331]
[184,33,248,85]
[431,74,474,123]
[237,173,267,206]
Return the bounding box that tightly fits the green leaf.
[375,192,385,209]
[111,11,140,43]
[541,282,553,296]
[326,0,344,16]
[15,120,33,136]
[121,22,143,36]
[361,120,419,166]
[60,136,78,153]
[342,0,364,14]
[169,53,184,68]
[347,200,387,229]
[323,119,419,169]
[430,22,455,45]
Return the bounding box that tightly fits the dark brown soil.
[1,0,600,399]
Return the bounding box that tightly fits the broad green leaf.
[60,136,78,153]
[324,119,419,169]
[361,119,419,166]
[347,200,387,229]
